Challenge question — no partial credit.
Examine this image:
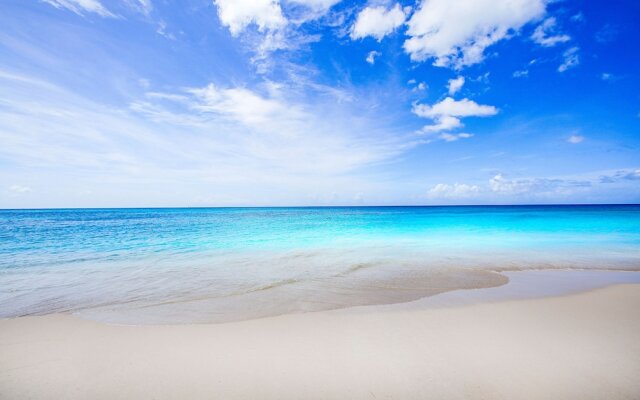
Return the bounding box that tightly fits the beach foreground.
[1,282,639,400]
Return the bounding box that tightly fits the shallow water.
[1,206,639,324]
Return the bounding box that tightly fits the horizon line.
[1,203,639,211]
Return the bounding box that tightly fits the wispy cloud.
[428,169,640,203]
[43,0,115,18]
[8,185,32,194]
[0,70,415,206]
[513,69,529,78]
[558,47,580,72]
[567,135,584,144]
[531,17,570,47]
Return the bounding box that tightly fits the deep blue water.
[1,205,639,323]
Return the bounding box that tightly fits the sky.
[0,0,639,208]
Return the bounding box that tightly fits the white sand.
[1,283,640,400]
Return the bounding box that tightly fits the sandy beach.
[3,0,639,397]
[1,277,639,400]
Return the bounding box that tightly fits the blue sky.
[0,0,638,207]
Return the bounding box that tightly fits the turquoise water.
[1,206,639,323]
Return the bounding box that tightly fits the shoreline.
[2,268,640,327]
[1,270,640,399]
[49,268,640,326]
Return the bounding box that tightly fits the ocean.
[1,205,639,324]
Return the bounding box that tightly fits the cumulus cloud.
[211,0,336,72]
[558,47,579,72]
[413,97,497,134]
[43,0,114,17]
[404,0,546,68]
[567,135,584,144]
[351,3,407,41]
[413,97,498,119]
[413,97,498,133]
[447,76,465,96]
[366,50,381,64]
[531,17,570,47]
[418,115,462,132]
[213,0,287,36]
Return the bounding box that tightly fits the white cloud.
[408,80,427,92]
[438,132,473,142]
[286,0,341,13]
[601,73,615,81]
[558,46,579,72]
[513,69,529,78]
[447,76,465,96]
[366,50,381,64]
[489,173,531,194]
[351,3,407,41]
[567,135,584,144]
[138,78,150,88]
[156,21,176,40]
[428,183,480,199]
[185,83,306,130]
[623,170,640,180]
[571,12,585,23]
[9,185,32,194]
[404,0,546,68]
[126,0,153,15]
[43,0,115,17]
[213,0,287,36]
[419,115,462,132]
[600,169,640,183]
[130,82,415,175]
[0,71,420,207]
[211,0,330,72]
[413,97,497,133]
[137,0,152,14]
[428,173,596,201]
[531,17,570,47]
[487,173,588,196]
[284,0,342,23]
[413,97,498,119]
